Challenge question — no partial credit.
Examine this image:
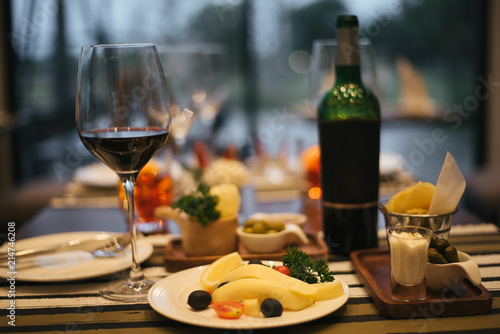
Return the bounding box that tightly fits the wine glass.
[194,43,230,124]
[158,45,204,151]
[76,43,171,301]
[158,44,229,158]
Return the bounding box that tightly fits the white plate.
[73,163,119,188]
[148,262,349,329]
[0,232,153,282]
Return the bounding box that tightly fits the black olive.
[217,281,229,289]
[188,290,212,310]
[248,259,264,265]
[260,298,283,317]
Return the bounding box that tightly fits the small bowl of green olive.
[246,212,307,228]
[425,238,482,292]
[237,218,309,254]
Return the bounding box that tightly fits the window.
[7,0,486,187]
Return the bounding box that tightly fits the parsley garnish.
[171,184,220,227]
[282,246,334,284]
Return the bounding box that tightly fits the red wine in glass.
[80,127,169,173]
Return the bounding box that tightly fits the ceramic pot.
[156,206,238,257]
[426,251,481,292]
[236,224,309,254]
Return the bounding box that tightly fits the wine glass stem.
[121,174,144,282]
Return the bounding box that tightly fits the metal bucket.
[379,200,457,240]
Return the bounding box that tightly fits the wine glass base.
[99,277,156,302]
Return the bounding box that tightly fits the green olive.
[252,221,267,234]
[244,219,256,228]
[266,220,285,232]
[266,229,278,234]
[428,248,448,264]
[444,246,459,263]
[243,227,253,234]
[435,238,450,253]
[429,237,438,249]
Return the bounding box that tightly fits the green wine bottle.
[317,15,380,256]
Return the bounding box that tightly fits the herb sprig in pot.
[155,183,241,257]
[171,184,220,226]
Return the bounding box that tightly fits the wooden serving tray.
[164,233,328,273]
[350,248,492,318]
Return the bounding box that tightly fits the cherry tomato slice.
[273,265,290,276]
[213,301,244,319]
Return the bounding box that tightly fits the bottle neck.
[335,27,361,83]
[335,65,361,83]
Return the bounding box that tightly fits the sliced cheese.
[311,281,344,302]
[243,298,261,318]
[223,264,318,296]
[212,278,314,311]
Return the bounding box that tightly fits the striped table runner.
[1,229,500,333]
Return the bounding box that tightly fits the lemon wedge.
[200,252,243,293]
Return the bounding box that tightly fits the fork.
[0,232,132,262]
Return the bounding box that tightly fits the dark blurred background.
[1,0,499,228]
